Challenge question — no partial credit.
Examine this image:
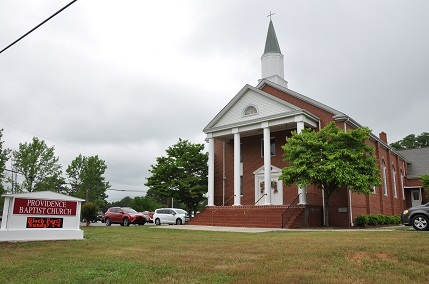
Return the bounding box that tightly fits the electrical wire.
[0,0,78,54]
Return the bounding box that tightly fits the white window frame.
[382,160,388,196]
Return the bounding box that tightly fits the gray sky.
[1,1,428,201]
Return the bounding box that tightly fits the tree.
[0,129,11,207]
[81,202,98,227]
[11,137,63,192]
[280,122,382,226]
[145,138,208,215]
[390,132,429,150]
[66,154,109,204]
[421,175,429,198]
[130,196,163,212]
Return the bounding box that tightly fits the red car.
[104,207,148,226]
[142,211,154,223]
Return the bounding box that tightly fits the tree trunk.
[323,189,330,227]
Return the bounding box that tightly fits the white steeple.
[260,19,288,88]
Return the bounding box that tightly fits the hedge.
[355,214,401,227]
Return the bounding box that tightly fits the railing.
[243,194,267,227]
[211,195,235,226]
[281,193,302,229]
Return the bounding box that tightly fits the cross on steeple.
[267,11,275,21]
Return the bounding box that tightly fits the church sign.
[13,198,77,216]
[0,191,85,242]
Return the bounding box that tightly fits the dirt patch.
[349,252,398,265]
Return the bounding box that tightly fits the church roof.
[256,79,344,117]
[264,20,282,54]
[397,147,429,179]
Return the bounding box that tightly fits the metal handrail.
[243,194,267,227]
[281,193,302,229]
[211,195,235,226]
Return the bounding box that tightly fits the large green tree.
[280,122,382,226]
[0,129,11,206]
[421,175,429,197]
[66,154,109,205]
[145,139,208,215]
[11,137,64,192]
[390,132,429,150]
[130,196,163,212]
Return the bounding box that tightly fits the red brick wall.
[211,84,414,226]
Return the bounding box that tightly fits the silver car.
[153,208,189,225]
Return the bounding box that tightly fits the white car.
[153,208,189,225]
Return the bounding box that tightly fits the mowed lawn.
[0,225,428,284]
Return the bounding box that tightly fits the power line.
[0,0,78,54]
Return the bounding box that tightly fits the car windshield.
[175,209,187,214]
[122,208,137,214]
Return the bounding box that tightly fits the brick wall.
[209,84,413,227]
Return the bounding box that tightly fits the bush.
[355,214,401,227]
[81,202,98,227]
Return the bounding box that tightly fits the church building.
[191,20,428,228]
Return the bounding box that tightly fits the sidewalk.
[151,224,406,233]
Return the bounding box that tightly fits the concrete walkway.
[151,224,406,233]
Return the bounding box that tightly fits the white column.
[208,137,215,206]
[296,121,307,204]
[233,131,241,205]
[263,126,272,205]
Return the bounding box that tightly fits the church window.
[392,165,397,198]
[400,169,405,200]
[243,105,258,116]
[261,138,275,157]
[382,160,388,196]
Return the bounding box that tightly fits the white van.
[153,208,189,225]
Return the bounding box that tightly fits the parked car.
[92,212,105,223]
[141,211,154,223]
[401,202,429,231]
[104,207,149,226]
[153,208,189,225]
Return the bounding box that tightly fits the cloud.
[1,0,428,201]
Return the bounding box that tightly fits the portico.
[205,92,319,206]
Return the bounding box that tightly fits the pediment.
[253,165,283,175]
[205,85,300,131]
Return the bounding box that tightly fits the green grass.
[0,226,428,283]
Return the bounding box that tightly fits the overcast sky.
[1,1,428,201]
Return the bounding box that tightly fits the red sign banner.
[13,198,77,216]
[26,217,64,228]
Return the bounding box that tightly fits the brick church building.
[190,20,428,228]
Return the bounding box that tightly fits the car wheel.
[176,218,182,225]
[105,218,111,226]
[123,218,130,226]
[155,218,161,225]
[412,215,429,231]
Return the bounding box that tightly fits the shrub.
[355,215,369,227]
[81,202,98,227]
[355,214,401,227]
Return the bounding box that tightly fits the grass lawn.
[0,225,428,283]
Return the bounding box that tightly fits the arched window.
[400,169,405,200]
[243,105,258,116]
[392,165,397,198]
[382,160,388,196]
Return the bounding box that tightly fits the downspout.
[344,118,354,226]
[319,120,326,226]
[222,141,226,205]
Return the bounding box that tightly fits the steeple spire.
[260,17,288,88]
[264,20,282,54]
